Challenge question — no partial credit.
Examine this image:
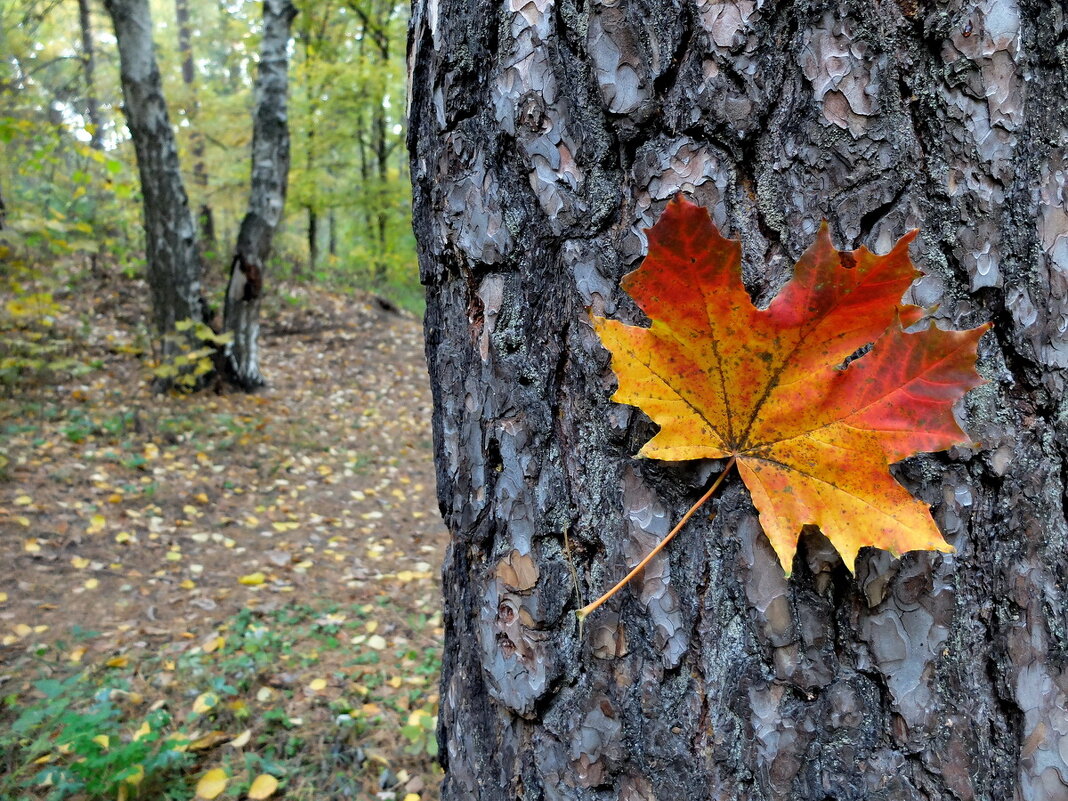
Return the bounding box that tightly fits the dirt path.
[0,282,449,799]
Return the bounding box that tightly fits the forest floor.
[0,272,448,801]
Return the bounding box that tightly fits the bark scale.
[104,0,206,356]
[222,0,297,390]
[409,1,1068,800]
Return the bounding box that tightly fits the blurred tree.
[1,0,419,393]
[289,0,409,287]
[222,0,297,390]
[103,0,208,368]
[76,0,102,151]
[174,0,214,255]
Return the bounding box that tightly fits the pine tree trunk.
[408,1,1068,799]
[104,0,206,359]
[221,0,297,391]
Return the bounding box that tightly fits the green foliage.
[0,673,194,801]
[0,601,443,800]
[400,708,439,758]
[0,233,100,390]
[150,320,232,390]
[1,0,419,397]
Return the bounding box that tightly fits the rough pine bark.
[222,0,297,390]
[104,0,206,354]
[408,1,1068,800]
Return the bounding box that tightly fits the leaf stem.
[576,456,737,622]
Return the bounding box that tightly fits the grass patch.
[0,601,442,800]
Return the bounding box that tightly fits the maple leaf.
[593,195,989,575]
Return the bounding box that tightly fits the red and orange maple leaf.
[592,195,989,577]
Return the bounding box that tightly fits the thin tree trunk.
[307,206,318,274]
[356,105,372,252]
[328,207,337,257]
[77,0,103,273]
[365,6,391,281]
[104,0,205,362]
[77,0,102,150]
[174,0,214,256]
[409,1,1068,800]
[373,99,388,281]
[221,0,297,391]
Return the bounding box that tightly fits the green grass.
[0,602,443,801]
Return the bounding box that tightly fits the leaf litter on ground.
[0,275,448,800]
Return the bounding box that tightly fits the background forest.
[2,0,417,323]
[1,2,445,800]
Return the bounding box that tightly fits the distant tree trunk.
[221,0,297,391]
[373,101,388,281]
[104,0,206,361]
[410,2,1068,800]
[356,105,373,253]
[328,207,337,257]
[76,0,102,150]
[356,5,392,281]
[306,205,318,274]
[174,0,215,257]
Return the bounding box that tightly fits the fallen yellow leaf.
[106,655,129,668]
[71,556,90,569]
[190,731,229,750]
[308,678,327,692]
[87,514,106,534]
[124,763,145,786]
[195,767,228,799]
[239,572,266,586]
[247,773,279,799]
[192,692,219,715]
[229,729,251,748]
